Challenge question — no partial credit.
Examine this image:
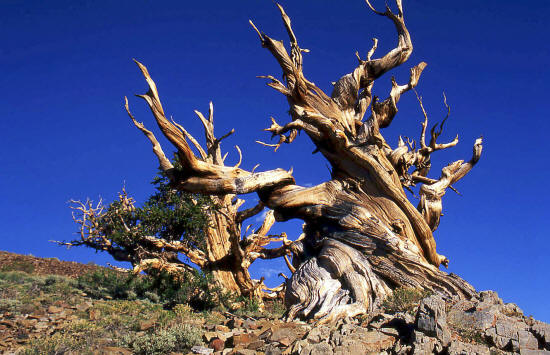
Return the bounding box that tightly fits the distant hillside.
[0,251,105,278]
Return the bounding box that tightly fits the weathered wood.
[126,0,483,322]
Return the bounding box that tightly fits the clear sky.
[1,0,549,321]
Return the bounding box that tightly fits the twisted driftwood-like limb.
[418,138,483,232]
[124,1,484,322]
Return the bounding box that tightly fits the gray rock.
[392,339,412,355]
[485,317,534,351]
[447,340,490,355]
[533,321,550,349]
[478,291,503,306]
[448,299,477,313]
[264,344,283,355]
[511,338,521,352]
[448,308,496,332]
[486,327,511,350]
[379,327,400,337]
[411,331,438,355]
[299,342,333,355]
[336,328,396,354]
[496,319,521,340]
[191,345,214,354]
[305,325,331,344]
[395,311,416,325]
[416,295,451,346]
[520,350,550,355]
[333,343,371,355]
[290,339,309,354]
[369,313,394,329]
[234,349,257,355]
[502,303,524,318]
[519,330,539,350]
[477,291,505,314]
[269,327,297,343]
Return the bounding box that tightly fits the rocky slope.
[1,251,549,354]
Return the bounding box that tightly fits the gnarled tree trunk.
[125,98,293,306]
[125,0,483,322]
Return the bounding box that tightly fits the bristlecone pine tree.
[122,0,483,322]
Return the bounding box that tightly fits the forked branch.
[418,137,483,232]
[331,0,413,123]
[130,59,295,195]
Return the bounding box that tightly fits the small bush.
[0,270,36,284]
[382,287,432,314]
[144,291,160,303]
[76,268,232,311]
[0,298,23,313]
[264,299,286,319]
[76,269,145,300]
[453,326,489,345]
[233,297,261,316]
[120,324,202,355]
[19,332,85,355]
[0,260,35,273]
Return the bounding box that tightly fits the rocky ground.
[1,251,549,354]
[0,251,103,278]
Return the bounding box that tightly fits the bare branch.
[332,0,412,118]
[416,91,459,153]
[367,38,379,61]
[236,201,265,224]
[141,236,208,268]
[171,118,207,160]
[132,60,296,196]
[370,61,427,130]
[233,145,242,168]
[284,254,296,273]
[125,97,173,171]
[133,59,198,170]
[258,75,290,96]
[418,137,483,232]
[276,3,303,73]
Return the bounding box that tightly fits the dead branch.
[418,137,483,232]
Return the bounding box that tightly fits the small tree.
[62,173,209,274]
[62,147,294,306]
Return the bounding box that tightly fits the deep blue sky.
[1,1,549,321]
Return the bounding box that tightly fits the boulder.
[209,338,225,352]
[333,329,396,354]
[298,342,333,355]
[305,325,331,344]
[533,321,550,349]
[416,295,451,346]
[410,331,438,355]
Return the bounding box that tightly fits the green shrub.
[77,269,142,300]
[0,270,36,284]
[76,268,232,311]
[265,299,286,319]
[144,291,160,303]
[0,260,35,273]
[382,287,432,314]
[19,332,86,355]
[453,326,490,345]
[120,324,202,355]
[0,298,22,313]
